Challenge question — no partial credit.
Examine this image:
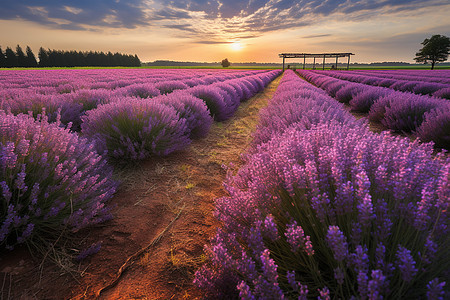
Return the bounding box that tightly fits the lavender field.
[0,68,280,250]
[298,69,450,149]
[195,70,449,299]
[1,68,449,299]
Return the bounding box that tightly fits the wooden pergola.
[279,52,355,71]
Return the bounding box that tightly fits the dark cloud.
[163,24,196,32]
[153,8,191,20]
[303,34,332,38]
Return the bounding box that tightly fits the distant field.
[349,65,450,70]
[1,64,449,71]
[0,65,282,70]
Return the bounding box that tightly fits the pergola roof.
[279,53,354,58]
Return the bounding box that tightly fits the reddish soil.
[0,75,282,300]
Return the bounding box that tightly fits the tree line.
[0,45,141,68]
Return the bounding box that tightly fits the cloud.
[302,34,332,39]
[163,24,197,33]
[1,0,449,39]
[193,40,232,44]
[0,0,151,30]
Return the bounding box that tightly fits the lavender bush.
[81,97,191,160]
[335,83,365,104]
[187,85,234,121]
[156,91,213,139]
[155,80,189,94]
[349,88,391,113]
[115,83,161,99]
[0,111,118,250]
[315,70,449,97]
[416,106,450,150]
[369,92,446,132]
[433,87,450,100]
[1,92,64,122]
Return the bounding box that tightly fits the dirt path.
[0,75,282,300]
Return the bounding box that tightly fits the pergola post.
[282,56,285,72]
[313,57,316,69]
[347,55,351,70]
[303,55,305,69]
[322,55,326,70]
[335,55,338,69]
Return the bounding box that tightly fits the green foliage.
[2,45,141,68]
[0,46,5,68]
[25,46,38,67]
[414,34,450,70]
[221,58,231,68]
[4,47,17,68]
[15,45,26,67]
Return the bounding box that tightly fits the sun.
[230,41,243,51]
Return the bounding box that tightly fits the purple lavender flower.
[357,270,369,299]
[193,69,449,299]
[368,270,386,300]
[298,282,309,300]
[350,88,391,113]
[76,242,102,261]
[237,281,255,300]
[396,245,418,282]
[416,106,450,150]
[286,270,298,291]
[334,267,345,285]
[263,214,279,241]
[81,97,191,159]
[1,110,118,249]
[156,91,213,139]
[426,278,446,300]
[260,249,278,284]
[422,235,438,265]
[381,92,445,133]
[155,80,189,94]
[357,193,375,228]
[350,245,369,273]
[318,286,331,300]
[326,225,348,262]
[285,221,306,253]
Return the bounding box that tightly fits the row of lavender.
[0,69,271,130]
[0,68,265,89]
[346,70,450,85]
[82,70,281,159]
[0,69,281,251]
[298,70,450,149]
[195,70,449,299]
[311,69,450,98]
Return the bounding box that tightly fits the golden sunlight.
[230,41,242,51]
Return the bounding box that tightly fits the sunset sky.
[1,0,449,63]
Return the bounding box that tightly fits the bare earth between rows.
[0,75,282,300]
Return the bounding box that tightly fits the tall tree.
[38,47,49,67]
[16,45,27,67]
[25,46,38,67]
[0,47,5,68]
[4,47,17,67]
[415,34,450,70]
